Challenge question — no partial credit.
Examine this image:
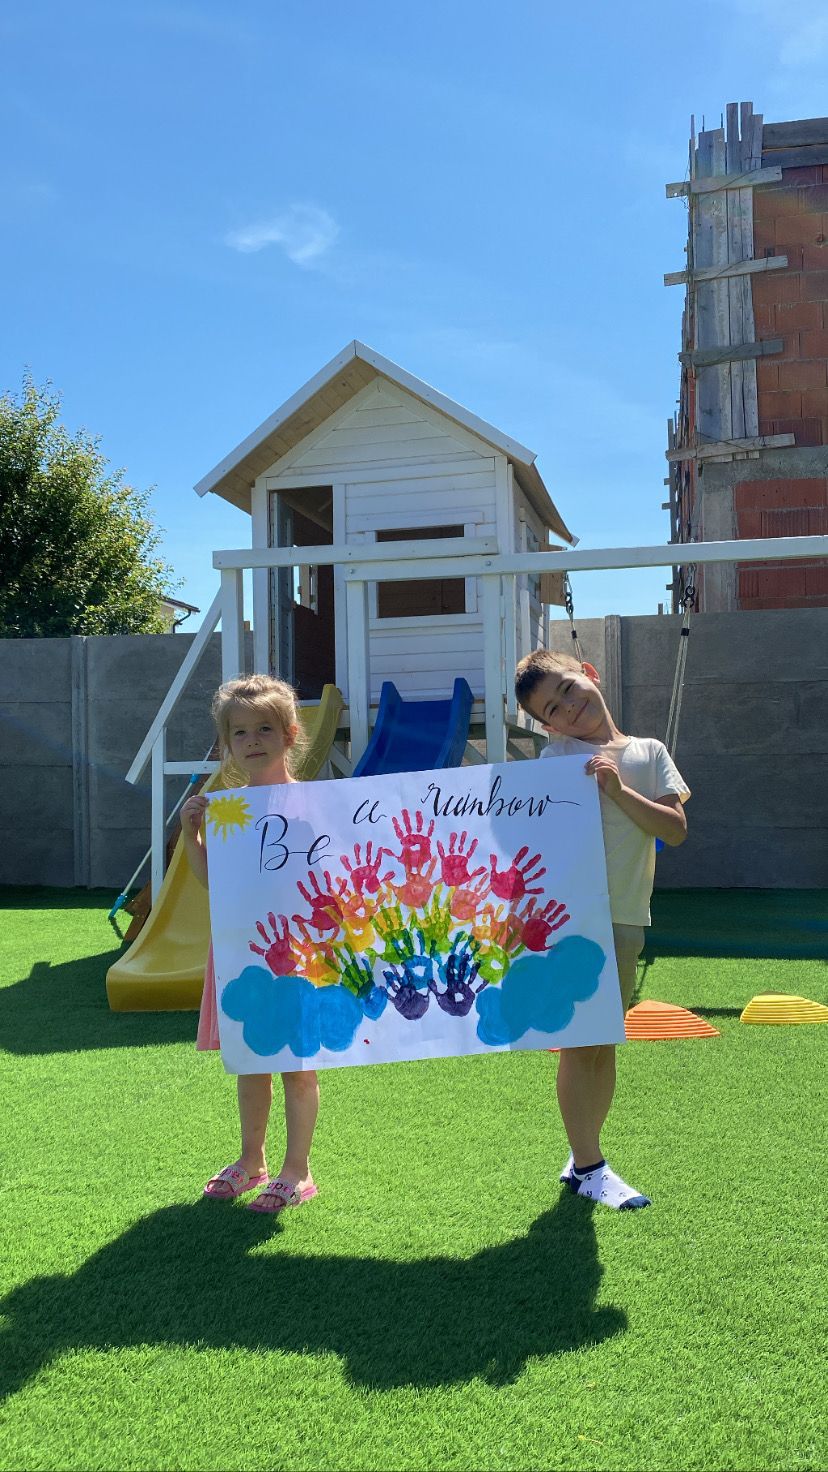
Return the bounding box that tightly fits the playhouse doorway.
[270,488,336,700]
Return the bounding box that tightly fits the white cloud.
[225,204,340,267]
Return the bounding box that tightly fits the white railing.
[127,532,828,898]
[213,531,828,773]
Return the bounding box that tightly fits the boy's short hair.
[514,649,584,713]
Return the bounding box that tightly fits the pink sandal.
[247,1178,319,1214]
[203,1164,268,1200]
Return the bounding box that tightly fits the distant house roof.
[194,340,576,545]
[161,597,200,614]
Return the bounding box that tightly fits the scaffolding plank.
[666,433,796,462]
[760,144,828,169]
[665,254,788,287]
[666,165,782,197]
[680,338,783,368]
[762,117,828,148]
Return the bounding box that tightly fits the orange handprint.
[448,873,491,922]
[292,918,340,985]
[393,856,439,908]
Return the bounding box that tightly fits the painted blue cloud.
[476,935,606,1046]
[221,966,363,1057]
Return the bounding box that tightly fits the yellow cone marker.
[740,993,828,1025]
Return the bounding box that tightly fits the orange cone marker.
[624,999,719,1041]
[740,993,828,1025]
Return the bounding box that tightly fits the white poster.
[205,758,624,1073]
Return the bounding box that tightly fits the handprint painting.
[204,758,625,1074]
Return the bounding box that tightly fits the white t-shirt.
[540,735,690,925]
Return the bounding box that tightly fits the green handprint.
[475,940,511,986]
[374,902,414,963]
[339,942,376,998]
[418,886,453,951]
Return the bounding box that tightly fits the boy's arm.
[585,756,688,846]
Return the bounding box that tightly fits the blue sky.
[3,0,827,622]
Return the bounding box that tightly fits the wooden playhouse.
[194,341,576,722]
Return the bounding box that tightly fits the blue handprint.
[386,928,439,990]
[430,933,484,1017]
[382,963,431,1020]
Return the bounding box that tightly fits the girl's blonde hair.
[211,674,307,786]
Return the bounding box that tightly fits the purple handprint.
[382,968,431,1020]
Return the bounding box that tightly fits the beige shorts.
[612,923,646,1012]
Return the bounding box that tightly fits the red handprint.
[340,841,392,895]
[294,870,344,936]
[519,898,571,951]
[393,856,438,908]
[449,873,491,922]
[248,912,298,974]
[489,847,546,902]
[436,830,486,887]
[392,809,435,871]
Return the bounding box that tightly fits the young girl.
[180,673,320,1214]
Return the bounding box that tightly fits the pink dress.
[196,943,220,1051]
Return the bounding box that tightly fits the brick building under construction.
[667,104,828,611]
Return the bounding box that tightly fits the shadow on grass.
[0,953,196,1055]
[647,889,828,961]
[0,1194,626,1396]
[0,887,197,1054]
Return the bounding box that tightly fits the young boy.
[514,649,690,1209]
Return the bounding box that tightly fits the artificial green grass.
[1,888,826,1472]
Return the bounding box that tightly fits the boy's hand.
[180,793,209,841]
[585,755,623,799]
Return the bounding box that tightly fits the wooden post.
[151,730,166,903]
[481,573,506,763]
[503,571,518,721]
[345,577,370,763]
[220,568,245,683]
[603,615,623,729]
[250,480,271,674]
[71,635,91,888]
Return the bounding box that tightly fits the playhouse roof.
[193,341,576,544]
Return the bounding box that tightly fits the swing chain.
[563,575,585,666]
[666,564,695,755]
[679,572,697,615]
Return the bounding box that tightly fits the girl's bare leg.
[237,1073,273,1177]
[278,1070,320,1189]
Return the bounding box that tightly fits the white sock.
[569,1160,651,1210]
[559,1153,574,1182]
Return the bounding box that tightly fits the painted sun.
[207,794,253,840]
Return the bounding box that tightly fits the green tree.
[0,376,178,636]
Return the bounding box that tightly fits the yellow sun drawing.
[207,794,253,840]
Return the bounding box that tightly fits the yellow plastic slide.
[106,685,344,1012]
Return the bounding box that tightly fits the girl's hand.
[180,793,209,842]
[585,755,623,798]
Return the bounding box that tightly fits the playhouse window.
[376,525,466,619]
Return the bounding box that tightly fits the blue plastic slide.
[352,678,474,777]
